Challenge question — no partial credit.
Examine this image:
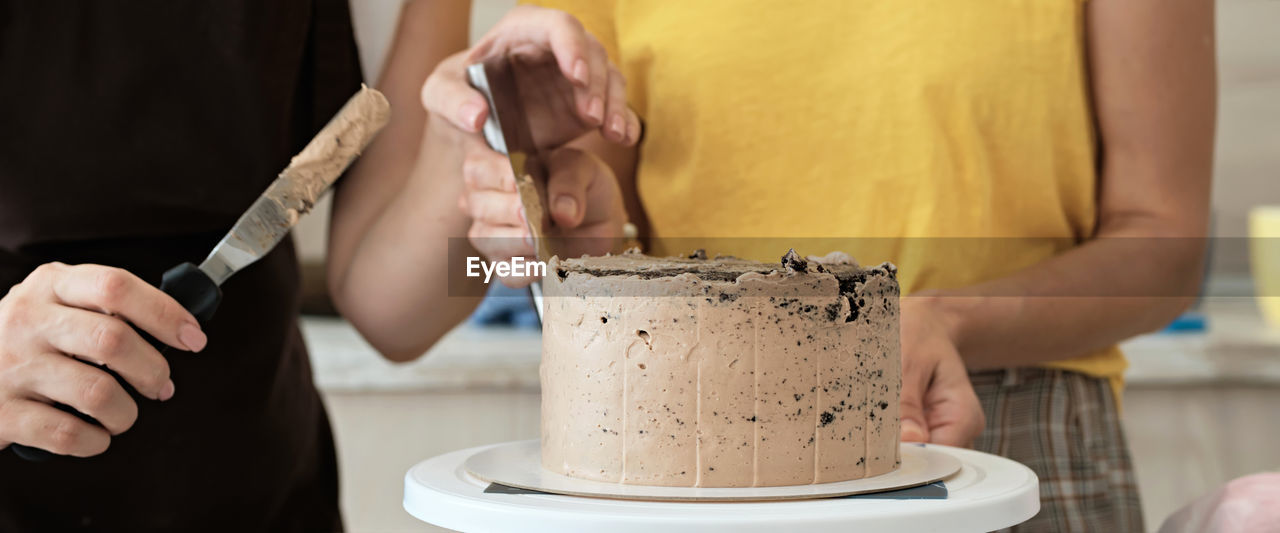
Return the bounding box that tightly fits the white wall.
[1210,0,1280,276]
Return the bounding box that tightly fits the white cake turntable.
[404,440,1040,532]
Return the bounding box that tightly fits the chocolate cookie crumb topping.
[781,248,808,274]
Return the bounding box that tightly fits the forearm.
[927,225,1206,370]
[333,117,485,361]
[343,129,637,359]
[328,0,479,360]
[931,0,1215,370]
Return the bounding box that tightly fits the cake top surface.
[553,248,895,283]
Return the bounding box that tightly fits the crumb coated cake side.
[540,249,902,488]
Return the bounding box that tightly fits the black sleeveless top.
[0,1,361,531]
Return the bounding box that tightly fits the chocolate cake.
[541,249,901,487]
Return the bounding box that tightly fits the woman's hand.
[0,263,206,457]
[421,5,641,148]
[899,292,985,447]
[419,6,640,287]
[458,136,629,287]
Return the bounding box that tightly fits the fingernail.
[178,322,207,352]
[609,114,625,138]
[587,96,604,123]
[523,231,534,247]
[554,195,578,221]
[901,419,927,442]
[518,204,528,224]
[627,119,641,143]
[159,380,175,402]
[572,59,589,85]
[460,103,484,130]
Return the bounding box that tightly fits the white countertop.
[303,298,1280,393]
[1120,298,1280,385]
[304,319,541,392]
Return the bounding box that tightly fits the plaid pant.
[971,368,1145,533]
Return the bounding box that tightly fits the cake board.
[404,441,1041,532]
[463,440,960,502]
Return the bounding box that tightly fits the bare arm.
[922,0,1216,369]
[327,0,481,361]
[330,4,637,361]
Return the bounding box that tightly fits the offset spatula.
[11,86,390,461]
[466,56,554,322]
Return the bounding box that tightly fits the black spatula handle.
[10,262,222,461]
[159,263,221,324]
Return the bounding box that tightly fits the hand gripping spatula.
[11,87,390,461]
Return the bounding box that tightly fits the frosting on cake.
[541,249,902,487]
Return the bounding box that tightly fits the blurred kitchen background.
[291,1,1280,531]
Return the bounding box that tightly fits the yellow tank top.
[525,0,1125,390]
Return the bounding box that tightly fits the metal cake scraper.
[466,56,555,322]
